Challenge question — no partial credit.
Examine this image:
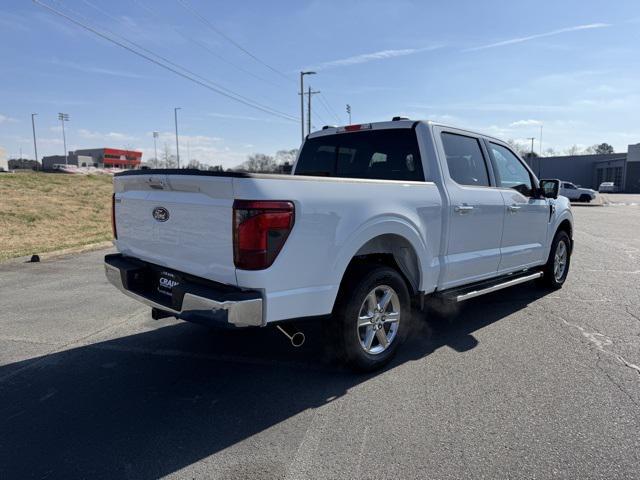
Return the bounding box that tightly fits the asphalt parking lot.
[1,201,639,480]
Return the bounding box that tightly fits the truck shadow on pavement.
[0,284,548,479]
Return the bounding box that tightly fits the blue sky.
[1,0,639,167]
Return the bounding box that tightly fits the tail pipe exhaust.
[276,324,305,347]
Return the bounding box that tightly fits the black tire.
[579,194,591,203]
[540,230,571,289]
[330,264,411,372]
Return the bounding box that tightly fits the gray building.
[525,143,640,193]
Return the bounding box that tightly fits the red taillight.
[111,193,117,239]
[233,200,294,270]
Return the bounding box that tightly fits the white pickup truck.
[105,119,573,370]
[559,181,597,203]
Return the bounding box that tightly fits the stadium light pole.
[346,104,352,125]
[299,71,316,143]
[152,131,159,166]
[58,112,69,165]
[174,107,181,168]
[31,113,39,170]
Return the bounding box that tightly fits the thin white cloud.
[311,45,443,70]
[0,114,18,124]
[464,23,611,52]
[77,129,138,141]
[48,58,146,79]
[510,119,543,127]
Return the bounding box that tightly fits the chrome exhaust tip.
[276,325,306,347]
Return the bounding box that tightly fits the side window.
[441,132,490,187]
[489,143,533,196]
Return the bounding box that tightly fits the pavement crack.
[555,314,640,409]
[0,308,147,384]
[625,307,640,324]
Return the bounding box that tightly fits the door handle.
[507,204,521,213]
[454,205,474,214]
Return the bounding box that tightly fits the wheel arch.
[332,217,431,304]
[344,233,421,295]
[556,218,573,251]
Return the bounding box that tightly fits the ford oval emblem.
[152,206,169,222]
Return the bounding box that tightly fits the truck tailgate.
[113,173,237,286]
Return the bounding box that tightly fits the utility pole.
[306,87,320,135]
[539,124,543,156]
[346,104,352,125]
[152,131,159,166]
[31,113,39,170]
[299,71,316,143]
[527,137,535,157]
[538,124,543,177]
[174,107,181,168]
[58,112,69,165]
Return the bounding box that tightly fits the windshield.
[294,129,425,181]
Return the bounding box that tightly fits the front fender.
[545,197,573,257]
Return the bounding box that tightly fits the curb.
[0,241,113,265]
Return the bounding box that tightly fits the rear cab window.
[294,128,425,181]
[440,132,491,187]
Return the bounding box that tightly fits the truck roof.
[309,119,506,144]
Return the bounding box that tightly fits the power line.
[174,0,347,130]
[317,92,342,124]
[176,0,293,83]
[74,0,293,116]
[130,0,288,91]
[79,0,288,108]
[34,0,298,122]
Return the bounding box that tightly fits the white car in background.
[598,182,617,193]
[560,182,597,202]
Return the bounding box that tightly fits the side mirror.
[539,179,560,199]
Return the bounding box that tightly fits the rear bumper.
[104,254,263,328]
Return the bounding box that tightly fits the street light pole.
[31,113,39,170]
[152,131,159,166]
[174,107,181,168]
[299,71,316,143]
[58,112,69,165]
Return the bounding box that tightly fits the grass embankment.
[0,171,113,260]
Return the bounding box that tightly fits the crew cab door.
[484,141,549,271]
[435,128,506,288]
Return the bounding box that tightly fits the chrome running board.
[454,272,543,302]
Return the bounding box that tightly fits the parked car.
[105,119,574,371]
[598,182,617,193]
[559,181,597,202]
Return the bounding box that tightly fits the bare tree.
[146,155,161,168]
[506,139,530,157]
[237,153,278,172]
[162,143,177,168]
[275,148,298,165]
[564,145,582,156]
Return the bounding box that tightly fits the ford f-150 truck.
[105,119,573,371]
